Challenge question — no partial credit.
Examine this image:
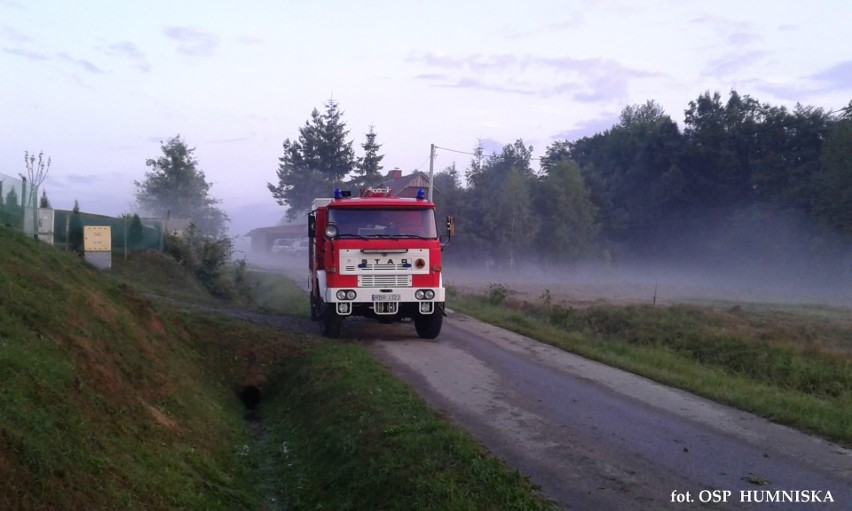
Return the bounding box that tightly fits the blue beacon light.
[416,188,425,200]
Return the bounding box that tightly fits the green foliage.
[463,140,539,268]
[353,125,384,188]
[533,159,598,263]
[559,90,852,262]
[487,282,509,305]
[3,186,22,229]
[127,213,144,249]
[163,225,242,298]
[814,117,852,234]
[135,135,229,237]
[68,199,83,254]
[268,99,358,221]
[38,189,50,208]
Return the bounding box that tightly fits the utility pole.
[428,143,435,201]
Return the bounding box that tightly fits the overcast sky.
[2,0,850,236]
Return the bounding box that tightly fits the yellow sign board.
[84,226,112,252]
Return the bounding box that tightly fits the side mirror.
[308,214,316,238]
[441,216,455,250]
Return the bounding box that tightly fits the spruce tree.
[353,125,384,188]
[268,98,357,220]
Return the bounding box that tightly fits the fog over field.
[444,207,852,308]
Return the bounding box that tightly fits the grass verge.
[259,341,558,511]
[2,228,557,509]
[450,288,852,446]
[0,230,273,510]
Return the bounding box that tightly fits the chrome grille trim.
[358,274,412,287]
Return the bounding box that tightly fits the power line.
[433,144,544,161]
[434,145,476,156]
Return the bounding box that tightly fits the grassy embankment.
[450,284,852,446]
[0,228,556,510]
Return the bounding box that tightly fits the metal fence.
[0,171,39,237]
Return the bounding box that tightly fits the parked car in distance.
[271,238,290,254]
[285,238,309,256]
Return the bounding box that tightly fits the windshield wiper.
[336,233,369,240]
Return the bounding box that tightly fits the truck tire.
[321,307,343,338]
[414,312,442,339]
[310,295,320,321]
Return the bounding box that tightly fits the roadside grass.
[243,269,310,316]
[450,288,852,446]
[260,341,559,511]
[2,228,558,510]
[0,229,268,510]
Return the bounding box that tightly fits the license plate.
[372,294,400,301]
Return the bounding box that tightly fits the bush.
[164,225,242,299]
[486,283,508,305]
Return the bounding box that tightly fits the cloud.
[745,60,852,101]
[56,52,104,74]
[410,52,656,102]
[810,61,852,91]
[163,26,219,57]
[703,49,770,77]
[551,114,619,141]
[5,47,104,75]
[104,41,150,72]
[2,46,48,60]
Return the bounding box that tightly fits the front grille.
[358,274,412,287]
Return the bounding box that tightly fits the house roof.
[378,171,436,198]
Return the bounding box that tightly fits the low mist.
[445,206,852,308]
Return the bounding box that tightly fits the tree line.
[270,92,852,272]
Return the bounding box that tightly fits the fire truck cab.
[308,187,453,339]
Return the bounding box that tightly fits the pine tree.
[353,125,384,188]
[268,98,356,220]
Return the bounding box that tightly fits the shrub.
[486,283,508,305]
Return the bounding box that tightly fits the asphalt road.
[348,313,852,510]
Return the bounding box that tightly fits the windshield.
[328,208,437,238]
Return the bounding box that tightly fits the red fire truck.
[308,187,454,338]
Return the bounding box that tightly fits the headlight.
[325,224,338,238]
[415,290,425,300]
[336,290,347,300]
[346,290,356,300]
[424,289,435,300]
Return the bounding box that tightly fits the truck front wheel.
[414,312,442,339]
[320,306,343,338]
